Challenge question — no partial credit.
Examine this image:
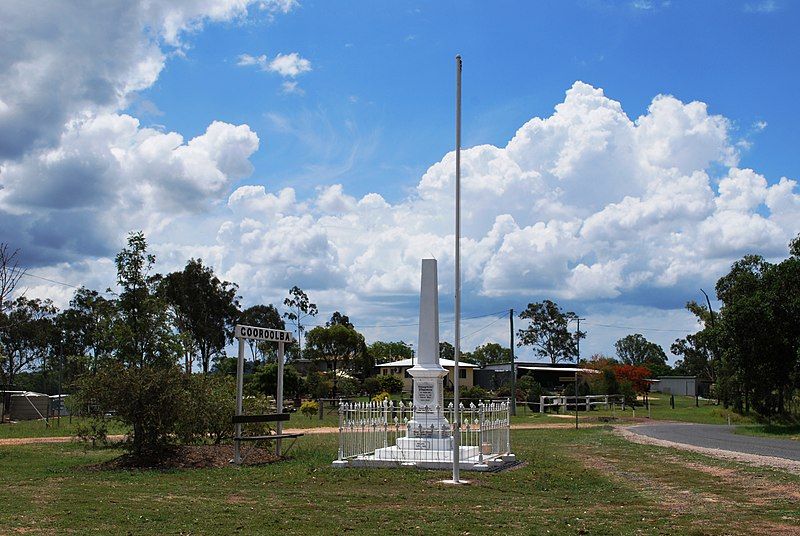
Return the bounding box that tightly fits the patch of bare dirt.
[660,456,800,506]
[577,450,699,514]
[0,434,126,446]
[88,444,281,470]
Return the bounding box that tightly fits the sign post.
[233,324,294,463]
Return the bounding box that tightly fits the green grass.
[1,428,798,535]
[735,424,800,441]
[566,394,758,426]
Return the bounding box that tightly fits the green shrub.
[516,375,536,399]
[300,400,319,419]
[363,377,382,397]
[372,391,390,403]
[494,384,512,397]
[336,377,361,398]
[177,374,236,444]
[378,375,404,394]
[71,363,190,455]
[525,379,544,411]
[74,418,110,448]
[459,385,489,401]
[252,364,305,400]
[306,371,332,399]
[619,379,637,407]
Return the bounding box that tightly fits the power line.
[20,272,116,296]
[459,313,506,341]
[582,321,690,333]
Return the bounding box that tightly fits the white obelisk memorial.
[395,258,452,452]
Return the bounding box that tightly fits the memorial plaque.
[416,381,435,404]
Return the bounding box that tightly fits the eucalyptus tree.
[305,323,367,397]
[0,296,57,388]
[283,286,318,357]
[159,258,240,374]
[517,300,585,363]
[239,304,285,363]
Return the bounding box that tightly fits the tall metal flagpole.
[452,54,462,483]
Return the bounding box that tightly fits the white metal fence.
[336,399,511,465]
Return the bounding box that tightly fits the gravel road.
[627,423,800,462]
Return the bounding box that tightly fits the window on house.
[459,369,467,379]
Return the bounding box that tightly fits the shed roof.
[377,358,478,368]
[518,366,600,374]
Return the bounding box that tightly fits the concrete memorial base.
[338,449,516,472]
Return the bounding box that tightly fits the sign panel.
[235,324,294,343]
[416,381,435,404]
[559,376,576,383]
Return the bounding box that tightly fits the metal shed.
[653,376,697,396]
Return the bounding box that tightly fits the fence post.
[318,398,324,420]
[539,395,545,414]
[337,401,345,462]
[505,398,511,454]
[478,402,485,464]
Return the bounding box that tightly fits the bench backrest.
[232,413,291,424]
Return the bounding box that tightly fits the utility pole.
[509,308,516,416]
[452,54,462,484]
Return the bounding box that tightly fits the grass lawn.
[735,424,800,441]
[1,428,798,535]
[550,394,759,426]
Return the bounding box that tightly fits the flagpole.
[452,54,462,484]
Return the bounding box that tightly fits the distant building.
[475,361,589,391]
[376,358,476,392]
[652,376,709,397]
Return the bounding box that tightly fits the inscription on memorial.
[416,381,434,404]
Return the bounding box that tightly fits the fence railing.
[538,394,625,413]
[336,399,511,464]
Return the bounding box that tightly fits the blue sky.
[2,0,799,362]
[137,0,798,202]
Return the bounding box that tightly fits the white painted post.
[276,341,284,457]
[234,337,245,465]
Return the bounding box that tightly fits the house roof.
[377,358,478,368]
[518,366,600,374]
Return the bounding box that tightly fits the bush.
[306,371,332,399]
[252,364,305,400]
[459,385,489,401]
[378,375,404,394]
[526,379,544,411]
[74,418,109,448]
[372,391,390,403]
[516,375,536,399]
[619,379,637,407]
[300,400,319,419]
[335,377,361,398]
[177,374,236,444]
[363,377,382,397]
[71,363,190,455]
[494,384,512,397]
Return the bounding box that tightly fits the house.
[376,358,477,392]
